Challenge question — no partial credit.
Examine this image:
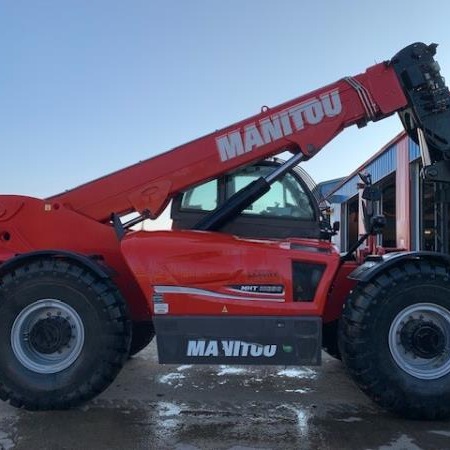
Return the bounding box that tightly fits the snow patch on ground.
[284,388,312,394]
[176,365,193,372]
[335,416,363,422]
[158,401,182,417]
[157,401,182,431]
[0,430,15,450]
[276,368,317,379]
[216,366,247,376]
[293,408,309,436]
[158,372,186,385]
[429,430,450,438]
[376,434,421,450]
[277,404,309,437]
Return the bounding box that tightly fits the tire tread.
[339,261,450,420]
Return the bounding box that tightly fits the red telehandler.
[0,42,449,419]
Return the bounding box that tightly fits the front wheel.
[0,259,131,410]
[339,261,450,419]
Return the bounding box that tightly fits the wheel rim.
[11,299,85,374]
[388,303,450,380]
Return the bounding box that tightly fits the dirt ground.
[0,342,449,450]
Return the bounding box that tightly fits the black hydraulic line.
[341,232,370,262]
[193,152,304,232]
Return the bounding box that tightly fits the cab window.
[180,179,218,211]
[226,166,315,220]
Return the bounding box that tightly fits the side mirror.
[358,171,382,234]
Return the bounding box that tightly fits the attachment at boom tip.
[391,42,450,182]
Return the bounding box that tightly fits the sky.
[1,1,450,202]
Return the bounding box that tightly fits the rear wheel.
[339,261,450,419]
[0,258,131,410]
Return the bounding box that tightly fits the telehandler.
[0,42,449,419]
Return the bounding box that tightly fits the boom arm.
[48,43,450,223]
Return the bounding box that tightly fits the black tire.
[339,260,450,420]
[0,258,131,410]
[129,321,155,356]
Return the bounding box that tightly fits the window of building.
[420,179,450,253]
[346,196,359,251]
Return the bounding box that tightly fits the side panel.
[121,230,342,318]
[155,316,322,365]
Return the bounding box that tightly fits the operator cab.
[171,160,327,239]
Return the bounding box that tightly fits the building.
[325,131,450,254]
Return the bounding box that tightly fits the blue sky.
[1,1,450,199]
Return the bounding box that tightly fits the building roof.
[325,131,420,203]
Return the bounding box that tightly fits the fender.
[0,250,113,279]
[348,251,450,282]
